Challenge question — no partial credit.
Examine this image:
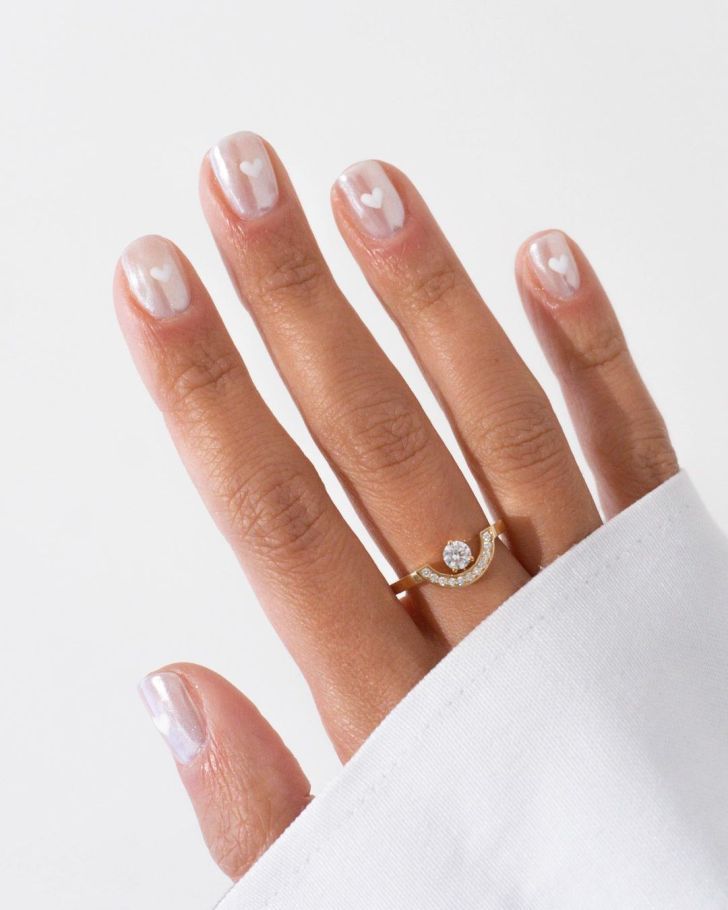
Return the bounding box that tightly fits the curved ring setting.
[390,520,506,596]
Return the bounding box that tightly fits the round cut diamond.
[442,539,473,571]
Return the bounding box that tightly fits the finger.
[515,230,678,518]
[139,663,311,879]
[200,132,528,646]
[332,162,601,574]
[115,236,434,757]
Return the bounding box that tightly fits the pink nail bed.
[121,236,191,319]
[336,160,405,239]
[528,231,581,300]
[139,672,206,765]
[208,131,279,220]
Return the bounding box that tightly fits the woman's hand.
[114,132,677,879]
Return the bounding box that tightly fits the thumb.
[139,662,311,879]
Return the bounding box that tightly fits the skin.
[114,137,678,880]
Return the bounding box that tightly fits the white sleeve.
[215,471,728,910]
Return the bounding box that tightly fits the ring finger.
[200,132,528,645]
[332,161,602,573]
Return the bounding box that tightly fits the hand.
[114,132,677,879]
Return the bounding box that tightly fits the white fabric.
[216,472,728,909]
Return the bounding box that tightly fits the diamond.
[442,539,473,571]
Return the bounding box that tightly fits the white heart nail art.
[150,263,172,283]
[239,158,264,178]
[360,186,384,209]
[122,237,191,319]
[337,161,404,238]
[548,254,570,276]
[528,232,580,300]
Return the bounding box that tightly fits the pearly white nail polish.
[528,231,581,300]
[208,131,278,219]
[121,236,191,319]
[139,672,206,764]
[336,160,405,239]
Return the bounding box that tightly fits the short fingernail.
[139,671,207,765]
[336,160,405,239]
[208,131,279,220]
[121,236,191,319]
[528,231,581,300]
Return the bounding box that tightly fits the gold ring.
[390,520,506,596]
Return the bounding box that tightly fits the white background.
[1,1,726,906]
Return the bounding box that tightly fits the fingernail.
[139,672,207,765]
[336,160,405,239]
[528,231,581,300]
[208,131,279,220]
[121,236,191,319]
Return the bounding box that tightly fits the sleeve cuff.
[216,471,728,909]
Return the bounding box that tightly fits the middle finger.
[200,132,528,645]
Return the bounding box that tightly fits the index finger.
[114,235,435,757]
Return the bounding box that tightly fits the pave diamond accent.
[415,529,495,591]
[442,540,473,571]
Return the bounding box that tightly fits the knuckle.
[223,463,330,563]
[207,805,259,880]
[214,834,252,881]
[337,389,432,476]
[203,780,275,880]
[162,346,244,417]
[568,325,628,375]
[477,395,567,484]
[258,245,327,309]
[162,343,244,412]
[627,424,679,490]
[402,261,461,314]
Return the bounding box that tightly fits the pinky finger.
[516,230,678,518]
[139,663,311,879]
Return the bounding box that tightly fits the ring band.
[390,520,506,595]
